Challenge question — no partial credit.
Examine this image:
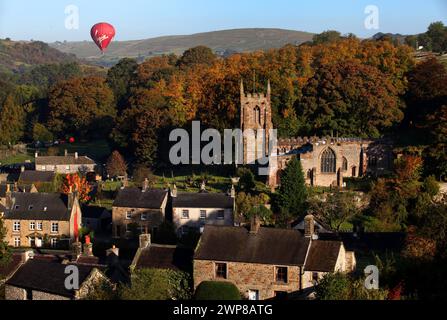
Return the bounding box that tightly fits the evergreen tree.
[0,215,12,267]
[276,157,307,222]
[0,94,25,146]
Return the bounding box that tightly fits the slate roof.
[19,171,55,183]
[6,259,95,298]
[35,155,95,166]
[0,253,23,281]
[173,192,234,209]
[135,245,193,272]
[304,240,342,272]
[113,188,168,209]
[81,205,108,219]
[194,225,310,266]
[4,192,72,221]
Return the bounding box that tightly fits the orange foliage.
[61,174,91,203]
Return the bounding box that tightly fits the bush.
[195,281,241,300]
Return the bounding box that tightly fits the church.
[239,80,394,188]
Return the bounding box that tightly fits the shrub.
[195,281,241,300]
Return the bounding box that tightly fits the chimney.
[230,184,236,198]
[142,178,148,192]
[171,184,178,198]
[249,215,261,235]
[139,233,151,249]
[35,152,38,158]
[64,149,68,157]
[20,165,25,173]
[5,184,12,209]
[304,214,315,238]
[83,235,93,256]
[75,152,78,159]
[200,181,206,192]
[13,182,18,192]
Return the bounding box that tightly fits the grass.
[0,152,33,165]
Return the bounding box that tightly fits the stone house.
[112,185,168,239]
[171,184,235,236]
[193,215,355,300]
[4,255,109,300]
[34,150,96,174]
[1,190,82,249]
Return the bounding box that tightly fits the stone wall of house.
[172,207,233,234]
[4,285,70,300]
[76,268,110,299]
[35,164,95,174]
[112,206,164,238]
[194,260,301,300]
[4,219,71,247]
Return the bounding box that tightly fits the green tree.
[0,94,25,146]
[106,58,138,111]
[275,157,307,222]
[426,22,447,53]
[178,46,216,67]
[0,214,11,267]
[312,30,342,45]
[236,167,256,192]
[195,281,241,300]
[121,268,191,300]
[32,122,54,142]
[132,165,156,187]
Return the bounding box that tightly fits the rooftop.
[135,244,193,272]
[113,188,168,209]
[35,154,95,166]
[19,171,56,183]
[173,192,234,209]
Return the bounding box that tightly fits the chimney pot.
[75,152,78,159]
[304,214,315,238]
[21,165,25,173]
[250,215,261,234]
[171,184,177,198]
[64,149,68,157]
[35,152,38,158]
[139,233,151,249]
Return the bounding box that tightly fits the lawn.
[0,152,34,165]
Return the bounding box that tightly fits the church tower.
[240,79,273,164]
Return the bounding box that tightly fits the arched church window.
[321,148,336,173]
[342,157,348,172]
[254,106,261,125]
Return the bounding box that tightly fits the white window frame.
[217,210,225,220]
[65,165,70,171]
[51,222,59,233]
[200,210,207,220]
[29,222,35,231]
[14,237,21,247]
[50,238,58,248]
[182,210,190,219]
[13,221,20,232]
[36,222,43,231]
[41,166,46,171]
[126,211,133,220]
[141,213,148,221]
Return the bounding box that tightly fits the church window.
[342,157,348,172]
[321,149,336,173]
[254,106,261,125]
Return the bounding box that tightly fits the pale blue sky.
[0,0,446,42]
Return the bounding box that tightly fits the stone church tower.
[240,80,273,164]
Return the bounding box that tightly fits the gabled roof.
[173,192,234,209]
[304,240,342,272]
[19,171,55,183]
[35,155,95,166]
[6,259,96,298]
[113,188,168,209]
[135,244,193,272]
[4,192,73,221]
[194,225,310,266]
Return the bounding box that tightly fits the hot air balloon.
[90,22,115,53]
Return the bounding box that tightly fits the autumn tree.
[132,165,156,187]
[297,61,404,137]
[61,173,92,203]
[47,77,116,138]
[0,94,26,146]
[106,150,127,178]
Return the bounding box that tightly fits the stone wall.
[172,207,233,234]
[112,206,165,238]
[194,260,301,300]
[35,164,95,174]
[5,285,70,300]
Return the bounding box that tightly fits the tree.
[426,22,447,53]
[0,215,11,267]
[32,122,53,142]
[195,281,241,300]
[236,192,272,225]
[106,58,138,111]
[61,173,92,203]
[236,167,256,192]
[121,268,191,300]
[47,77,116,138]
[132,165,156,188]
[298,61,403,137]
[0,94,25,146]
[178,46,216,67]
[312,30,342,45]
[275,157,307,222]
[106,151,127,178]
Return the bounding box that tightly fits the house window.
[29,222,35,231]
[66,165,70,171]
[275,266,288,283]
[312,272,319,283]
[342,157,348,172]
[37,222,43,231]
[14,205,20,210]
[50,238,58,248]
[51,223,59,233]
[200,210,207,220]
[126,211,132,220]
[182,210,190,219]
[13,221,20,232]
[248,290,259,301]
[215,263,227,279]
[14,237,21,247]
[321,148,336,173]
[41,166,46,171]
[28,205,34,210]
[141,213,148,221]
[217,210,225,220]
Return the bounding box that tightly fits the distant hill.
[0,39,78,73]
[50,28,315,66]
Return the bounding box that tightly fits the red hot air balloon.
[90,22,115,53]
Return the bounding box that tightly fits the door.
[248,290,259,301]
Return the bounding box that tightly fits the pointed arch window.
[342,157,348,172]
[254,106,261,125]
[321,148,336,173]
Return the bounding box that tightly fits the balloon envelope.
[90,22,115,52]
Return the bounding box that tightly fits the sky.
[0,0,446,42]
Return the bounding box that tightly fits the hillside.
[50,28,315,66]
[0,39,78,73]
